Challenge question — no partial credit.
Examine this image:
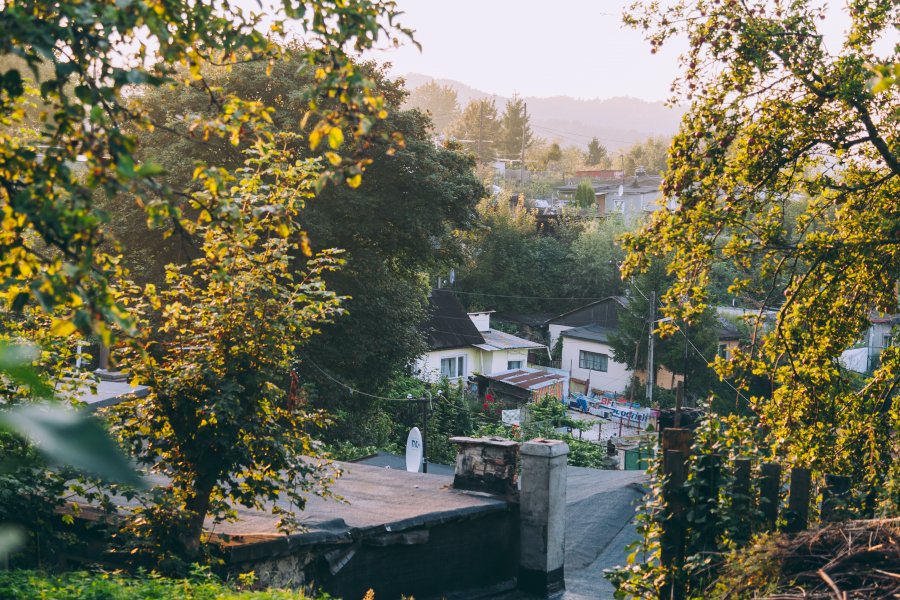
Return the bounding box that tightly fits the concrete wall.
[226,509,519,600]
[549,324,573,349]
[561,337,631,394]
[487,348,531,374]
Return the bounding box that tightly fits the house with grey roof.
[550,297,747,395]
[414,289,549,383]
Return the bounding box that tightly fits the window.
[718,344,728,359]
[579,350,608,372]
[440,355,465,379]
[507,360,523,370]
[884,335,893,349]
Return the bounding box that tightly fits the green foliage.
[402,80,460,133]
[573,181,596,208]
[0,569,333,600]
[0,0,413,341]
[608,262,727,406]
[116,52,481,394]
[618,136,669,177]
[586,137,608,166]
[456,198,573,313]
[545,142,563,164]
[447,98,502,163]
[476,395,609,469]
[498,95,533,160]
[622,0,900,482]
[606,415,772,598]
[379,376,475,465]
[112,145,343,561]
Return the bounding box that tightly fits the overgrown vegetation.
[0,569,332,600]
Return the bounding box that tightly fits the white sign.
[501,409,521,426]
[405,427,423,473]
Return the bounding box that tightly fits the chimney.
[449,436,520,496]
[467,311,492,332]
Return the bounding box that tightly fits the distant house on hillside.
[840,310,900,374]
[415,290,548,383]
[555,175,664,220]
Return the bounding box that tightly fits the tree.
[0,0,412,341]
[565,216,629,298]
[608,263,725,406]
[403,80,460,133]
[623,0,900,480]
[620,136,669,176]
[573,181,596,208]
[448,98,502,163]
[114,145,343,560]
[455,198,571,313]
[498,94,534,161]
[0,0,417,566]
[108,52,482,395]
[545,142,563,164]
[586,137,608,166]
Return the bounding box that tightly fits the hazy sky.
[366,0,880,102]
[368,0,686,102]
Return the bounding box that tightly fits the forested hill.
[402,72,686,150]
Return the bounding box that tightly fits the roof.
[549,296,628,325]
[560,323,617,345]
[870,311,900,325]
[716,316,742,342]
[62,377,150,410]
[482,367,566,391]
[351,451,455,476]
[492,312,554,328]
[475,329,546,352]
[423,289,485,351]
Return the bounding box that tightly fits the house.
[840,310,900,373]
[560,323,632,394]
[475,367,568,408]
[415,290,548,383]
[554,175,664,221]
[550,297,747,395]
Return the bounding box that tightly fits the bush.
[0,569,333,599]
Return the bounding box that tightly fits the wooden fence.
[658,428,853,600]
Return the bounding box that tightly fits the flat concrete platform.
[215,461,507,543]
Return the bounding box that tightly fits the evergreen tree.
[586,137,608,166]
[574,181,596,208]
[498,95,534,161]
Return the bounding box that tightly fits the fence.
[658,428,854,600]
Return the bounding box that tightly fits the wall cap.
[521,438,570,458]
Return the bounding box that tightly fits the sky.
[367,0,687,102]
[364,0,883,102]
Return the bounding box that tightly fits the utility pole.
[520,102,527,186]
[647,291,656,406]
[477,101,484,163]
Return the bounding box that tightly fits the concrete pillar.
[518,438,568,596]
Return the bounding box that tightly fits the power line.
[301,356,423,402]
[448,289,608,301]
[627,279,750,404]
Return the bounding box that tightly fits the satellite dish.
[617,185,624,197]
[405,427,423,473]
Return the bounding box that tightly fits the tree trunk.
[180,477,216,558]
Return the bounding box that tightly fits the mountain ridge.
[401,72,686,150]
